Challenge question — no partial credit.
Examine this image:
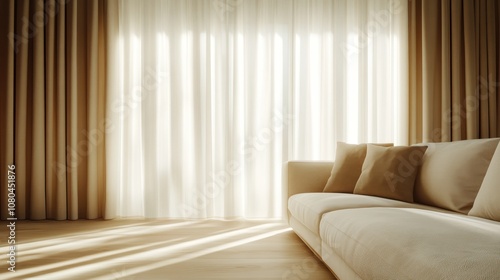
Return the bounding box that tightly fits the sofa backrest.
[414,138,500,214]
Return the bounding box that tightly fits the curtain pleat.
[14,0,30,220]
[409,0,500,143]
[104,0,120,220]
[31,0,47,220]
[0,0,112,220]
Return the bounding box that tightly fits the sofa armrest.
[282,161,334,221]
[283,161,334,199]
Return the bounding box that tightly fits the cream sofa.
[284,139,500,280]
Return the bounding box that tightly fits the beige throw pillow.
[353,145,427,203]
[469,142,500,222]
[414,138,500,214]
[323,142,392,193]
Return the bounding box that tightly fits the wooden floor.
[1,219,336,280]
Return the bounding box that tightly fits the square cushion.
[414,138,500,214]
[353,145,427,203]
[469,142,500,221]
[323,142,392,193]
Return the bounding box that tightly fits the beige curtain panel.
[0,0,111,220]
[409,0,500,144]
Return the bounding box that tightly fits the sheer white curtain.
[105,0,408,219]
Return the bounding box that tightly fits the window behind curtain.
[104,0,408,219]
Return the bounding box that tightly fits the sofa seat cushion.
[320,208,500,280]
[288,193,441,235]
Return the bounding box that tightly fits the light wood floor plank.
[1,219,335,280]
